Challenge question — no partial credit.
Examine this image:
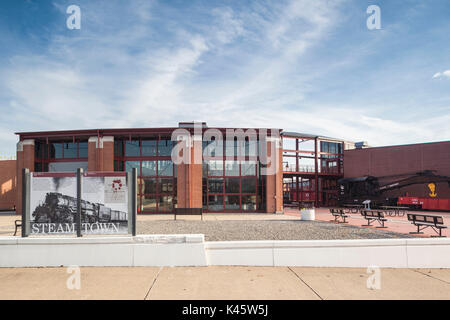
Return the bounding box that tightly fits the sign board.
[28,171,131,235]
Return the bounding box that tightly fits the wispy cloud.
[0,0,449,156]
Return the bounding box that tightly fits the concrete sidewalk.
[0,266,448,300]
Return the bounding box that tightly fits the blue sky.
[0,0,449,156]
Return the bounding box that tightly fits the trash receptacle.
[301,208,315,221]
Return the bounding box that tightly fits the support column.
[15,139,34,215]
[265,137,283,213]
[88,136,114,171]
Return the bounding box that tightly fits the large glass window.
[78,142,89,158]
[142,161,157,176]
[208,195,224,211]
[158,140,173,156]
[63,143,77,158]
[158,160,173,176]
[125,161,140,173]
[224,161,239,176]
[125,140,140,157]
[225,195,240,210]
[225,178,240,193]
[208,160,223,176]
[117,136,177,213]
[50,143,63,159]
[208,178,224,193]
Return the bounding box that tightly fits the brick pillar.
[265,137,282,213]
[88,136,114,171]
[175,136,202,209]
[15,139,34,215]
[190,136,202,208]
[88,137,98,171]
[102,136,114,171]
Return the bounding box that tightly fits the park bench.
[329,208,348,223]
[407,213,447,237]
[379,206,408,217]
[174,208,203,221]
[360,210,387,228]
[343,204,362,214]
[14,219,22,236]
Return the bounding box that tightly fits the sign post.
[21,168,30,237]
[76,168,83,237]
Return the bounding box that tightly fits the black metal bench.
[407,213,447,237]
[343,204,362,214]
[361,210,387,228]
[380,206,408,217]
[174,208,203,221]
[329,208,348,223]
[14,219,22,236]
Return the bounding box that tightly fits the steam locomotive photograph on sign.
[29,174,129,234]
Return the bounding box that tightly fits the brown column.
[15,139,34,215]
[88,137,98,171]
[190,137,203,208]
[88,136,114,172]
[102,136,114,171]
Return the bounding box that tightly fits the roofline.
[345,139,450,151]
[16,127,283,140]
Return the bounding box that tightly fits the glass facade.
[115,138,177,213]
[202,138,266,212]
[34,140,89,172]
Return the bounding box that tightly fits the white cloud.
[432,70,450,79]
[0,0,449,157]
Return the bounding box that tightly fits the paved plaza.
[0,266,449,300]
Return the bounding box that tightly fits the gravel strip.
[137,219,416,241]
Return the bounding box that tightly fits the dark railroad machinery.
[32,192,128,223]
[338,170,450,211]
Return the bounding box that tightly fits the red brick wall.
[0,160,17,210]
[344,141,450,198]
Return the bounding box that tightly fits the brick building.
[13,123,284,215]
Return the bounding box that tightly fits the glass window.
[35,143,49,159]
[78,142,88,158]
[225,195,240,210]
[224,161,239,176]
[158,140,173,156]
[208,160,223,176]
[141,178,157,194]
[242,162,256,176]
[158,178,173,193]
[63,143,77,158]
[208,195,224,211]
[114,160,124,171]
[242,177,257,193]
[158,196,173,211]
[204,139,223,157]
[158,160,173,176]
[242,195,256,211]
[246,139,258,157]
[114,140,124,157]
[142,161,157,176]
[50,143,63,159]
[208,178,224,193]
[142,195,157,212]
[125,140,140,156]
[225,178,240,193]
[225,138,238,157]
[141,139,157,156]
[125,161,140,173]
